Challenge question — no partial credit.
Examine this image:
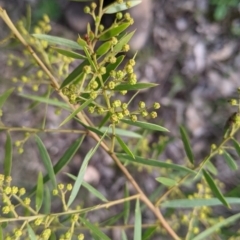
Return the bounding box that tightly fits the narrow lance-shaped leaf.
[60,60,88,89]
[223,150,238,171]
[114,83,158,91]
[52,47,86,59]
[155,177,177,187]
[96,41,112,56]
[116,135,135,159]
[232,138,240,158]
[142,227,157,240]
[121,119,169,132]
[134,198,142,240]
[124,184,130,224]
[202,169,229,208]
[0,88,14,109]
[35,135,57,189]
[32,34,82,50]
[67,130,108,207]
[121,230,128,240]
[116,153,196,174]
[100,126,142,138]
[179,125,194,164]
[80,217,111,240]
[66,173,108,202]
[4,132,12,177]
[35,172,44,212]
[99,23,130,40]
[161,197,240,208]
[192,212,240,240]
[113,31,135,52]
[19,94,70,110]
[104,1,141,14]
[59,99,93,127]
[27,224,37,240]
[43,187,51,214]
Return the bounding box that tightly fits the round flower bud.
[111,114,119,123]
[4,186,11,195]
[131,115,138,122]
[117,112,124,119]
[110,70,116,77]
[2,206,10,214]
[126,64,133,74]
[97,107,104,114]
[24,197,31,205]
[126,1,131,8]
[52,189,58,195]
[122,44,130,52]
[91,2,97,9]
[124,13,131,21]
[18,147,24,154]
[78,234,85,240]
[120,90,127,95]
[123,109,130,116]
[229,99,238,106]
[99,66,106,75]
[90,81,98,90]
[108,81,115,90]
[122,103,128,109]
[116,70,124,79]
[14,229,22,237]
[12,186,18,194]
[109,56,117,64]
[111,37,118,45]
[129,18,134,25]
[88,106,95,114]
[99,24,104,32]
[19,188,26,196]
[112,100,121,108]
[90,91,98,100]
[211,144,217,150]
[83,65,91,74]
[117,0,123,3]
[58,183,64,190]
[138,101,146,109]
[141,110,148,117]
[150,111,157,118]
[153,102,161,109]
[116,12,123,20]
[129,59,135,66]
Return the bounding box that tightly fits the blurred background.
[1,0,240,239]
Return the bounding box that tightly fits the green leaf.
[0,88,14,109]
[202,169,229,208]
[76,119,104,136]
[67,130,107,207]
[32,34,82,50]
[121,230,128,240]
[60,60,88,89]
[80,217,111,240]
[96,41,112,55]
[52,47,86,59]
[116,153,196,174]
[142,227,157,240]
[100,127,142,138]
[27,224,37,240]
[59,99,93,127]
[206,161,218,175]
[192,212,240,240]
[116,135,135,159]
[35,135,57,189]
[113,31,135,52]
[19,94,70,109]
[121,119,169,132]
[100,212,124,226]
[102,55,124,83]
[232,138,240,158]
[77,37,87,47]
[124,184,130,224]
[105,1,142,14]
[43,187,51,214]
[36,136,84,188]
[161,197,240,208]
[99,23,130,40]
[223,150,238,171]
[0,225,2,240]
[4,132,12,177]
[66,173,108,202]
[155,177,177,187]
[179,126,194,164]
[36,172,44,212]
[134,199,141,240]
[114,83,158,91]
